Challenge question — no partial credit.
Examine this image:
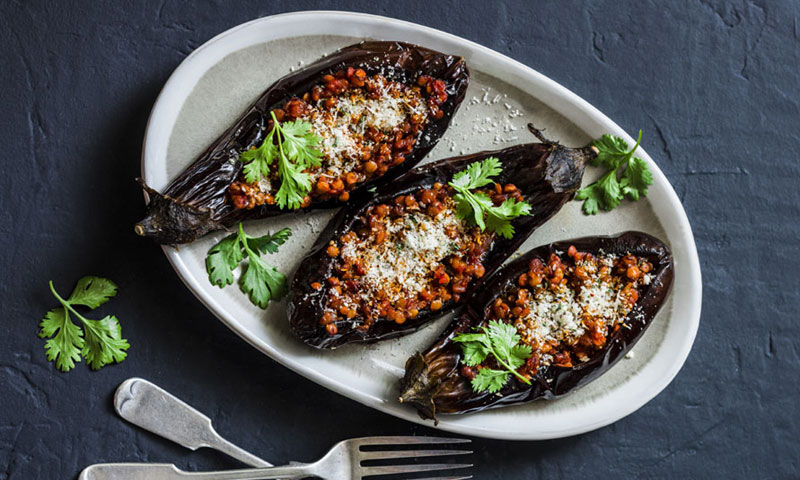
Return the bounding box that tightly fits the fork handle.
[79,463,314,480]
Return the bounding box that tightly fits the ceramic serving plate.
[141,11,702,440]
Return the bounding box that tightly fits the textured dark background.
[2,1,799,478]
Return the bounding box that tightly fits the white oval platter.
[142,11,702,440]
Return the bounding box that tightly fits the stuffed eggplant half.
[288,126,597,349]
[398,231,674,421]
[135,41,470,244]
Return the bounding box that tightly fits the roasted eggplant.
[398,231,674,421]
[135,41,470,244]
[288,126,596,349]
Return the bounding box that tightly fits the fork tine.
[360,463,472,477]
[356,436,471,446]
[360,449,472,460]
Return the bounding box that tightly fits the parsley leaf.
[205,223,291,309]
[576,130,653,214]
[239,112,322,210]
[453,320,533,393]
[449,157,532,238]
[39,277,129,372]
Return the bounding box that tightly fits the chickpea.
[430,299,443,311]
[326,244,340,257]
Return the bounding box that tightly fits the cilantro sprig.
[576,130,654,214]
[449,157,532,239]
[453,320,533,393]
[206,223,291,309]
[240,112,323,210]
[39,276,129,372]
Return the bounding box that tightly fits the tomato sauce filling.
[229,69,449,209]
[315,181,524,335]
[459,246,654,381]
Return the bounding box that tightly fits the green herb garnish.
[449,157,532,238]
[575,130,654,214]
[239,112,323,210]
[206,223,291,309]
[453,320,533,393]
[39,276,129,372]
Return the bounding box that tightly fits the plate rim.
[141,10,702,440]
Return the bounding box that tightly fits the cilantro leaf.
[510,344,534,368]
[279,119,323,168]
[206,233,243,288]
[205,223,291,309]
[67,276,118,309]
[240,253,288,309]
[577,130,653,214]
[239,113,322,209]
[453,320,533,393]
[453,333,491,366]
[246,227,292,255]
[275,155,313,210]
[39,278,128,372]
[621,156,654,201]
[484,198,532,239]
[449,157,532,238]
[591,134,630,170]
[81,315,129,370]
[471,367,509,394]
[39,307,84,372]
[240,129,278,184]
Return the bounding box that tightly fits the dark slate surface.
[2,1,798,478]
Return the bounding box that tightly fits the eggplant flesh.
[398,231,674,421]
[135,41,470,244]
[287,126,596,349]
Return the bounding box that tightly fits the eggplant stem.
[527,123,557,145]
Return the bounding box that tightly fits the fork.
[79,436,472,480]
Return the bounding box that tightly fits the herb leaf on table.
[39,277,129,372]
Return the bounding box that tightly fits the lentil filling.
[228,69,449,209]
[316,181,524,335]
[460,246,654,381]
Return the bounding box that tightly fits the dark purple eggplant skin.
[134,41,470,244]
[397,231,674,421]
[287,127,596,349]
